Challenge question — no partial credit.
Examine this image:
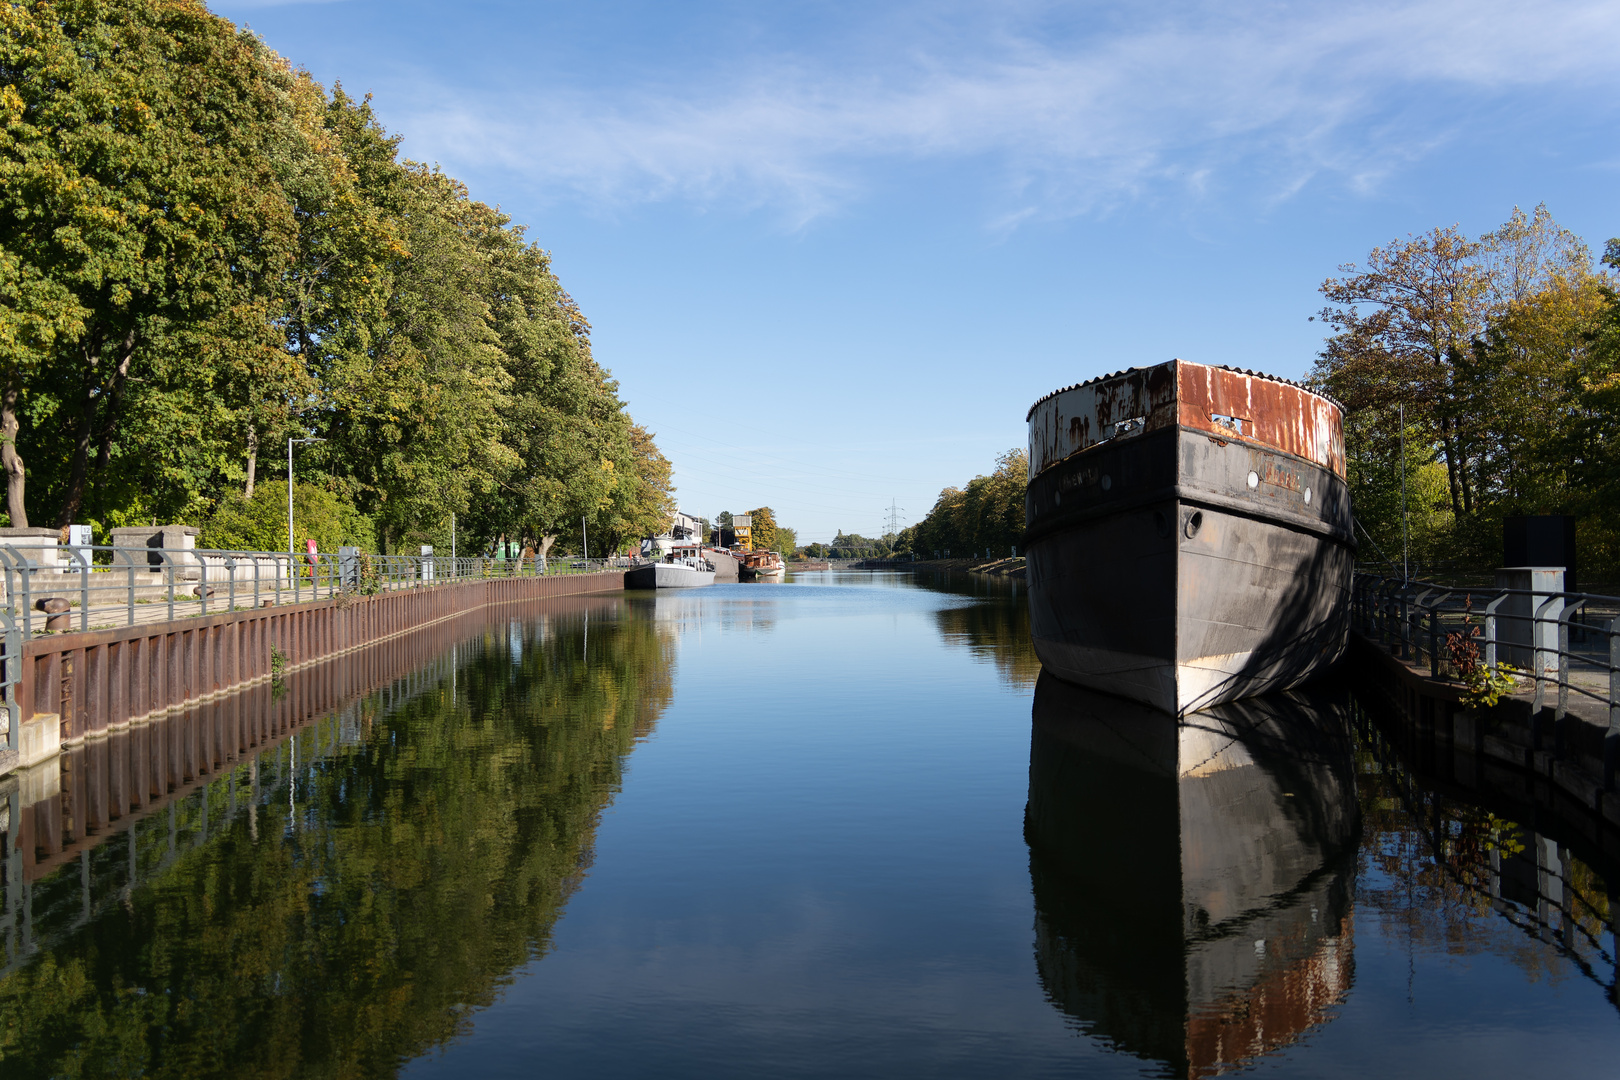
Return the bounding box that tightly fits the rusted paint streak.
[1027,360,1345,480]
[1176,365,1344,475]
[1028,365,1178,478]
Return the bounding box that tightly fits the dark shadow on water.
[1025,672,1361,1078]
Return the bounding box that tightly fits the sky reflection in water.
[0,572,1617,1078]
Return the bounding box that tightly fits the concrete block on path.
[18,711,61,770]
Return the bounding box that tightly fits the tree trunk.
[1440,421,1464,518]
[245,424,258,497]
[57,376,97,527]
[538,535,556,566]
[90,347,133,520]
[2,370,26,528]
[58,328,133,527]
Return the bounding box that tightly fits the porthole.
[1246,471,1260,490]
[1304,486,1312,504]
[1185,511,1203,539]
[1101,474,1112,491]
[1054,490,1062,506]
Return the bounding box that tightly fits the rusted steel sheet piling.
[1,571,624,776]
[0,592,623,910]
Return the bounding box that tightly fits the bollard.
[37,597,70,633]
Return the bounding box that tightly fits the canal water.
[2,572,1618,1078]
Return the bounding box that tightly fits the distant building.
[643,510,704,559]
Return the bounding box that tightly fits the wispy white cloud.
[385,0,1620,226]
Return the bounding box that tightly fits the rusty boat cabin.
[1023,359,1354,716]
[739,550,786,580]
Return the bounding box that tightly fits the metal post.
[1421,589,1447,677]
[1399,403,1408,582]
[1532,594,1562,725]
[1608,618,1619,790]
[4,545,34,639]
[1557,603,1583,746]
[1484,594,1506,671]
[74,547,89,631]
[162,551,175,623]
[114,547,136,627]
[1,606,17,755]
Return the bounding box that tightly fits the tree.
[202,479,376,553]
[0,0,674,552]
[1314,206,1614,573]
[1314,226,1490,517]
[747,506,778,552]
[909,448,1028,559]
[1,0,308,526]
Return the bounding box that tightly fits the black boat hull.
[1025,425,1352,715]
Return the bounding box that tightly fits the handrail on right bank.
[1351,571,1620,785]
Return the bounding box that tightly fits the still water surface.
[2,572,1618,1077]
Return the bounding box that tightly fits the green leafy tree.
[1,0,306,526]
[0,0,675,555]
[201,480,376,553]
[747,506,778,551]
[909,448,1028,559]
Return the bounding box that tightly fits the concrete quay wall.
[1348,630,1620,863]
[1,571,625,777]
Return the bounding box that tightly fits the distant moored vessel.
[625,556,716,589]
[1023,359,1354,715]
[740,550,786,581]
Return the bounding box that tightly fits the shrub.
[203,481,376,553]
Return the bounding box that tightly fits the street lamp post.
[287,436,326,555]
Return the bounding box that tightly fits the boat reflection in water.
[1025,672,1360,1077]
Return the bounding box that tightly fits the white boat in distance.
[625,555,716,589]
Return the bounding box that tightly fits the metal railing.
[0,544,636,756]
[1352,572,1620,782]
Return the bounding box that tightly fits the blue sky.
[212,0,1619,546]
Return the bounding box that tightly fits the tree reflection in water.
[0,599,674,1079]
[914,571,1042,689]
[1349,699,1618,1010]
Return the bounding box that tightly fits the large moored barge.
[1023,359,1353,715]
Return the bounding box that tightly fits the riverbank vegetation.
[891,449,1027,562]
[1312,206,1620,578]
[800,532,896,560]
[0,0,674,556]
